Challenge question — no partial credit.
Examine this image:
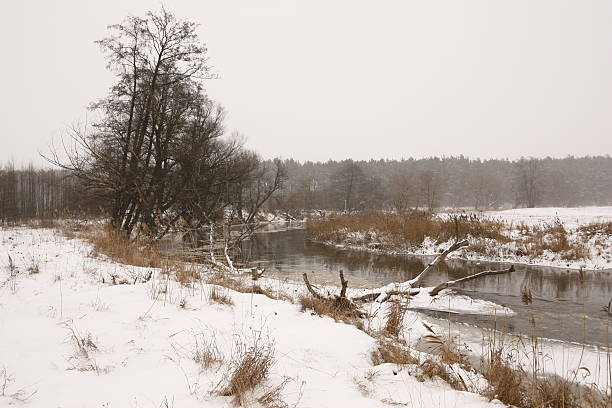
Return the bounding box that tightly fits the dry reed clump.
[60,223,164,268]
[481,348,525,406]
[298,295,365,330]
[416,358,466,391]
[208,285,234,306]
[371,339,470,391]
[27,263,40,275]
[307,211,597,261]
[371,339,418,366]
[173,264,201,287]
[219,335,276,406]
[479,341,611,408]
[523,220,588,261]
[383,300,408,339]
[306,211,509,250]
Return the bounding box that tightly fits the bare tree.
[46,8,284,239]
[514,157,542,208]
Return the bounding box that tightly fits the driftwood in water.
[353,239,469,302]
[302,239,517,304]
[428,265,515,296]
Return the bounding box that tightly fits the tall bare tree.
[47,8,284,238]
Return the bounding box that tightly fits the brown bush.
[220,335,275,406]
[298,295,364,330]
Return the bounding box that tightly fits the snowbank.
[0,227,507,407]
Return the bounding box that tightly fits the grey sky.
[2,0,611,165]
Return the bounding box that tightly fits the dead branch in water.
[302,240,517,306]
[428,265,515,296]
[353,239,469,302]
[409,239,469,287]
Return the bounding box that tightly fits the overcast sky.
[2,0,612,165]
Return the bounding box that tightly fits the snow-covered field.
[486,206,612,229]
[0,227,507,407]
[1,226,609,407]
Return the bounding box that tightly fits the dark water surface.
[240,225,612,347]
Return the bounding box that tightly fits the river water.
[239,224,612,348]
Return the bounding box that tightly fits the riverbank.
[0,225,505,407]
[306,207,612,270]
[2,224,611,406]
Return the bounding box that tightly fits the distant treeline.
[2,156,612,222]
[0,163,100,222]
[268,156,612,212]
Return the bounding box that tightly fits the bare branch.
[429,265,516,296]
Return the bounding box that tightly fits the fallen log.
[354,239,469,302]
[428,265,515,296]
[301,240,518,305]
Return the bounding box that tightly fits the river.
[239,224,612,348]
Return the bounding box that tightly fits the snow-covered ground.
[0,227,509,407]
[486,206,612,229]
[1,226,609,407]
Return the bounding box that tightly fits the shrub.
[220,335,275,406]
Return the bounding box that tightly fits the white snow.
[486,206,612,229]
[0,226,509,407]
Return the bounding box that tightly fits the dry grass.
[27,263,40,275]
[383,300,408,339]
[521,220,589,261]
[481,348,525,406]
[220,335,276,406]
[59,222,164,268]
[577,222,612,239]
[371,338,418,366]
[61,320,104,373]
[206,272,278,300]
[298,295,365,330]
[307,211,509,249]
[192,333,223,369]
[479,339,611,408]
[416,358,466,390]
[0,366,37,402]
[257,379,290,408]
[307,211,603,262]
[206,272,247,291]
[174,265,201,287]
[208,285,234,306]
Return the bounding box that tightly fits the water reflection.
[241,228,612,347]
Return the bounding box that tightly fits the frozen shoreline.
[306,206,612,271]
